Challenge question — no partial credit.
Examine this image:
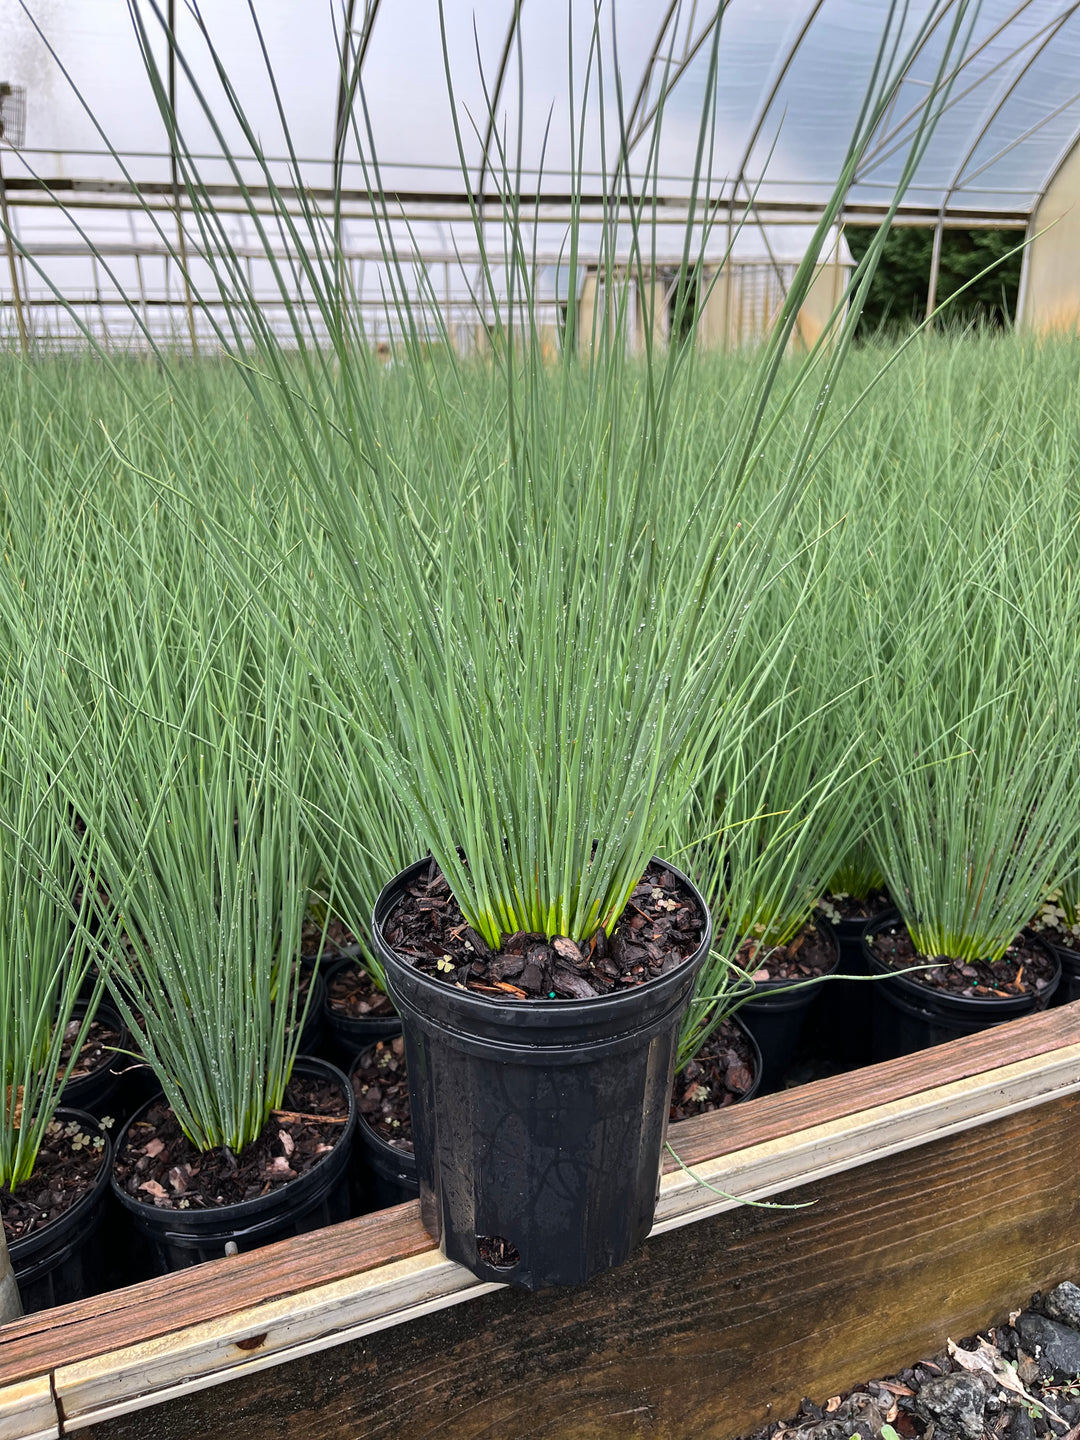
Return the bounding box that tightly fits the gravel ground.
[735,1281,1080,1440]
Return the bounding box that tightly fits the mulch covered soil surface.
[384,859,704,999]
[739,921,836,984]
[113,1071,349,1211]
[351,1036,412,1148]
[327,957,397,1019]
[59,1015,123,1080]
[300,914,361,960]
[868,925,1057,1000]
[670,1019,757,1120]
[735,1281,1080,1440]
[1,1117,107,1242]
[822,890,894,925]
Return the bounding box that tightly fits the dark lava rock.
[795,1394,887,1440]
[1017,1310,1080,1381]
[915,1372,988,1439]
[1044,1280,1080,1332]
[1008,1404,1037,1440]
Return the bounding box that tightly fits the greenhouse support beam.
[0,150,29,354]
[167,0,198,357]
[0,175,1034,231]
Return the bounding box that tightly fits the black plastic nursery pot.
[863,915,1062,1061]
[1044,937,1080,1006]
[671,1015,765,1118]
[8,1109,112,1316]
[737,916,840,1093]
[811,909,893,1069]
[58,999,130,1122]
[373,857,712,1292]
[294,962,328,1059]
[109,1057,356,1274]
[322,956,402,1067]
[349,1047,418,1214]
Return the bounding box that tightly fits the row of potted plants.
[2,0,1071,1312]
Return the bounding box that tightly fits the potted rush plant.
[1029,882,1080,1006]
[38,508,356,1275]
[860,478,1079,1057]
[51,0,978,1287]
[673,514,873,1090]
[0,656,108,1317]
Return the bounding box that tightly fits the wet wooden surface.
[1,1002,1077,1391]
[68,1091,1080,1440]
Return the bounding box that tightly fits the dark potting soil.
[58,1016,123,1080]
[740,922,835,984]
[113,1072,349,1211]
[733,1280,1080,1440]
[867,923,1057,999]
[351,1036,412,1149]
[670,1020,757,1121]
[383,859,704,1000]
[820,889,893,925]
[1031,924,1080,954]
[327,958,397,1019]
[1,1116,108,1243]
[301,914,360,960]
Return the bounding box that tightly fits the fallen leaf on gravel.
[824,1397,841,1413]
[947,1339,1069,1430]
[878,1382,915,1397]
[1016,1349,1039,1385]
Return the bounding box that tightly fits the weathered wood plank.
[65,1093,1080,1440]
[1,1002,1077,1391]
[663,999,1080,1169]
[0,1376,56,1440]
[40,1039,1080,1431]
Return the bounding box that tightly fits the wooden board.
[4,1002,1077,1390]
[62,1092,1080,1440]
[1,1003,1078,1440]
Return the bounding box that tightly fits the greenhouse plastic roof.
[1,0,1078,216]
[1,1,1078,343]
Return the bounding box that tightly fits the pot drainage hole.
[476,1235,520,1269]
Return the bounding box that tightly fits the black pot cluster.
[16,870,1064,1314]
[9,869,767,1311]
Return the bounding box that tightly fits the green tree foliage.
[846,225,1022,334]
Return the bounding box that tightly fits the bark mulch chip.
[670,1020,757,1121]
[327,957,396,1019]
[383,858,704,999]
[351,1036,412,1149]
[867,923,1057,1000]
[113,1071,349,1212]
[733,1283,1080,1440]
[740,921,835,984]
[1,1116,108,1243]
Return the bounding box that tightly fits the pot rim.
[7,1108,113,1262]
[372,853,713,1024]
[861,912,1061,1009]
[108,1055,356,1218]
